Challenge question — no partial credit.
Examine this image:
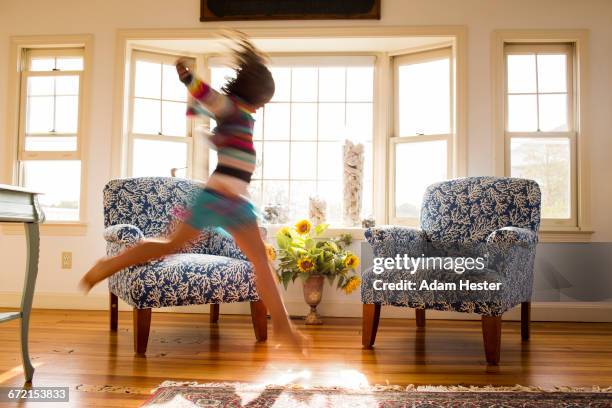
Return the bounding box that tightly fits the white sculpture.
[309,196,327,226]
[343,140,364,226]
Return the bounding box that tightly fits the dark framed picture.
[200,0,381,22]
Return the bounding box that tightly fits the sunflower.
[344,253,360,269]
[294,219,312,235]
[342,276,361,294]
[264,243,276,261]
[297,256,315,273]
[277,226,291,237]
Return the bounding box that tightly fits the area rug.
[142,382,612,407]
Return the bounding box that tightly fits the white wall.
[1,0,611,318]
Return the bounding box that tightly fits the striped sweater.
[182,73,256,184]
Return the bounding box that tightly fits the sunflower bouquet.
[273,219,361,294]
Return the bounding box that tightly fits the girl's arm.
[176,59,235,119]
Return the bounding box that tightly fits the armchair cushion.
[108,253,258,309]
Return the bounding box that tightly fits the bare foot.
[78,258,110,294]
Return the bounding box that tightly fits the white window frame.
[504,43,576,227]
[127,50,195,178]
[492,30,592,242]
[3,35,92,234]
[389,47,455,226]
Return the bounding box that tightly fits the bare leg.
[228,222,308,352]
[79,222,201,292]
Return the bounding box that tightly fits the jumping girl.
[80,36,306,350]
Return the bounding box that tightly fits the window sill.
[538,228,593,243]
[1,222,88,236]
[261,225,594,243]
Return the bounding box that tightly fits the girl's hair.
[221,34,275,107]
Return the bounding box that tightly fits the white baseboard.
[1,291,610,322]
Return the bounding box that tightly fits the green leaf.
[314,223,329,236]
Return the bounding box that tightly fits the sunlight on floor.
[0,362,43,384]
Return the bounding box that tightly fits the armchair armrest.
[104,224,144,246]
[487,227,538,247]
[365,225,428,258]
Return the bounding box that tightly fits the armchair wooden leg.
[133,308,151,355]
[250,300,268,342]
[482,315,502,365]
[362,304,381,349]
[415,308,426,328]
[210,304,220,324]
[521,302,530,341]
[110,292,118,332]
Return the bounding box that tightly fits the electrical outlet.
[61,252,72,269]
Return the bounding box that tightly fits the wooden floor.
[1,309,611,406]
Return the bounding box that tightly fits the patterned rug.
[142,382,612,407]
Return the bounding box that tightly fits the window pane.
[26,96,54,133]
[291,103,317,140]
[262,180,289,207]
[317,141,342,181]
[270,68,290,102]
[263,103,290,140]
[133,98,161,134]
[56,57,83,71]
[161,100,187,136]
[253,141,263,179]
[162,64,187,102]
[248,181,263,207]
[510,138,571,219]
[507,94,537,132]
[22,160,81,221]
[25,136,77,151]
[290,141,317,180]
[395,140,448,218]
[318,103,345,141]
[30,58,55,72]
[132,139,187,177]
[398,57,450,136]
[291,68,317,102]
[507,54,537,93]
[290,180,316,220]
[211,67,235,90]
[253,109,264,140]
[347,67,374,102]
[134,60,161,99]
[263,142,289,179]
[539,94,568,131]
[346,103,373,143]
[55,75,80,95]
[318,67,345,102]
[317,181,342,223]
[537,54,567,93]
[55,96,79,133]
[27,76,54,96]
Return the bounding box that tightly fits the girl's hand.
[175,58,192,83]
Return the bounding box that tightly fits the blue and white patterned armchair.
[103,177,267,354]
[362,177,541,365]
